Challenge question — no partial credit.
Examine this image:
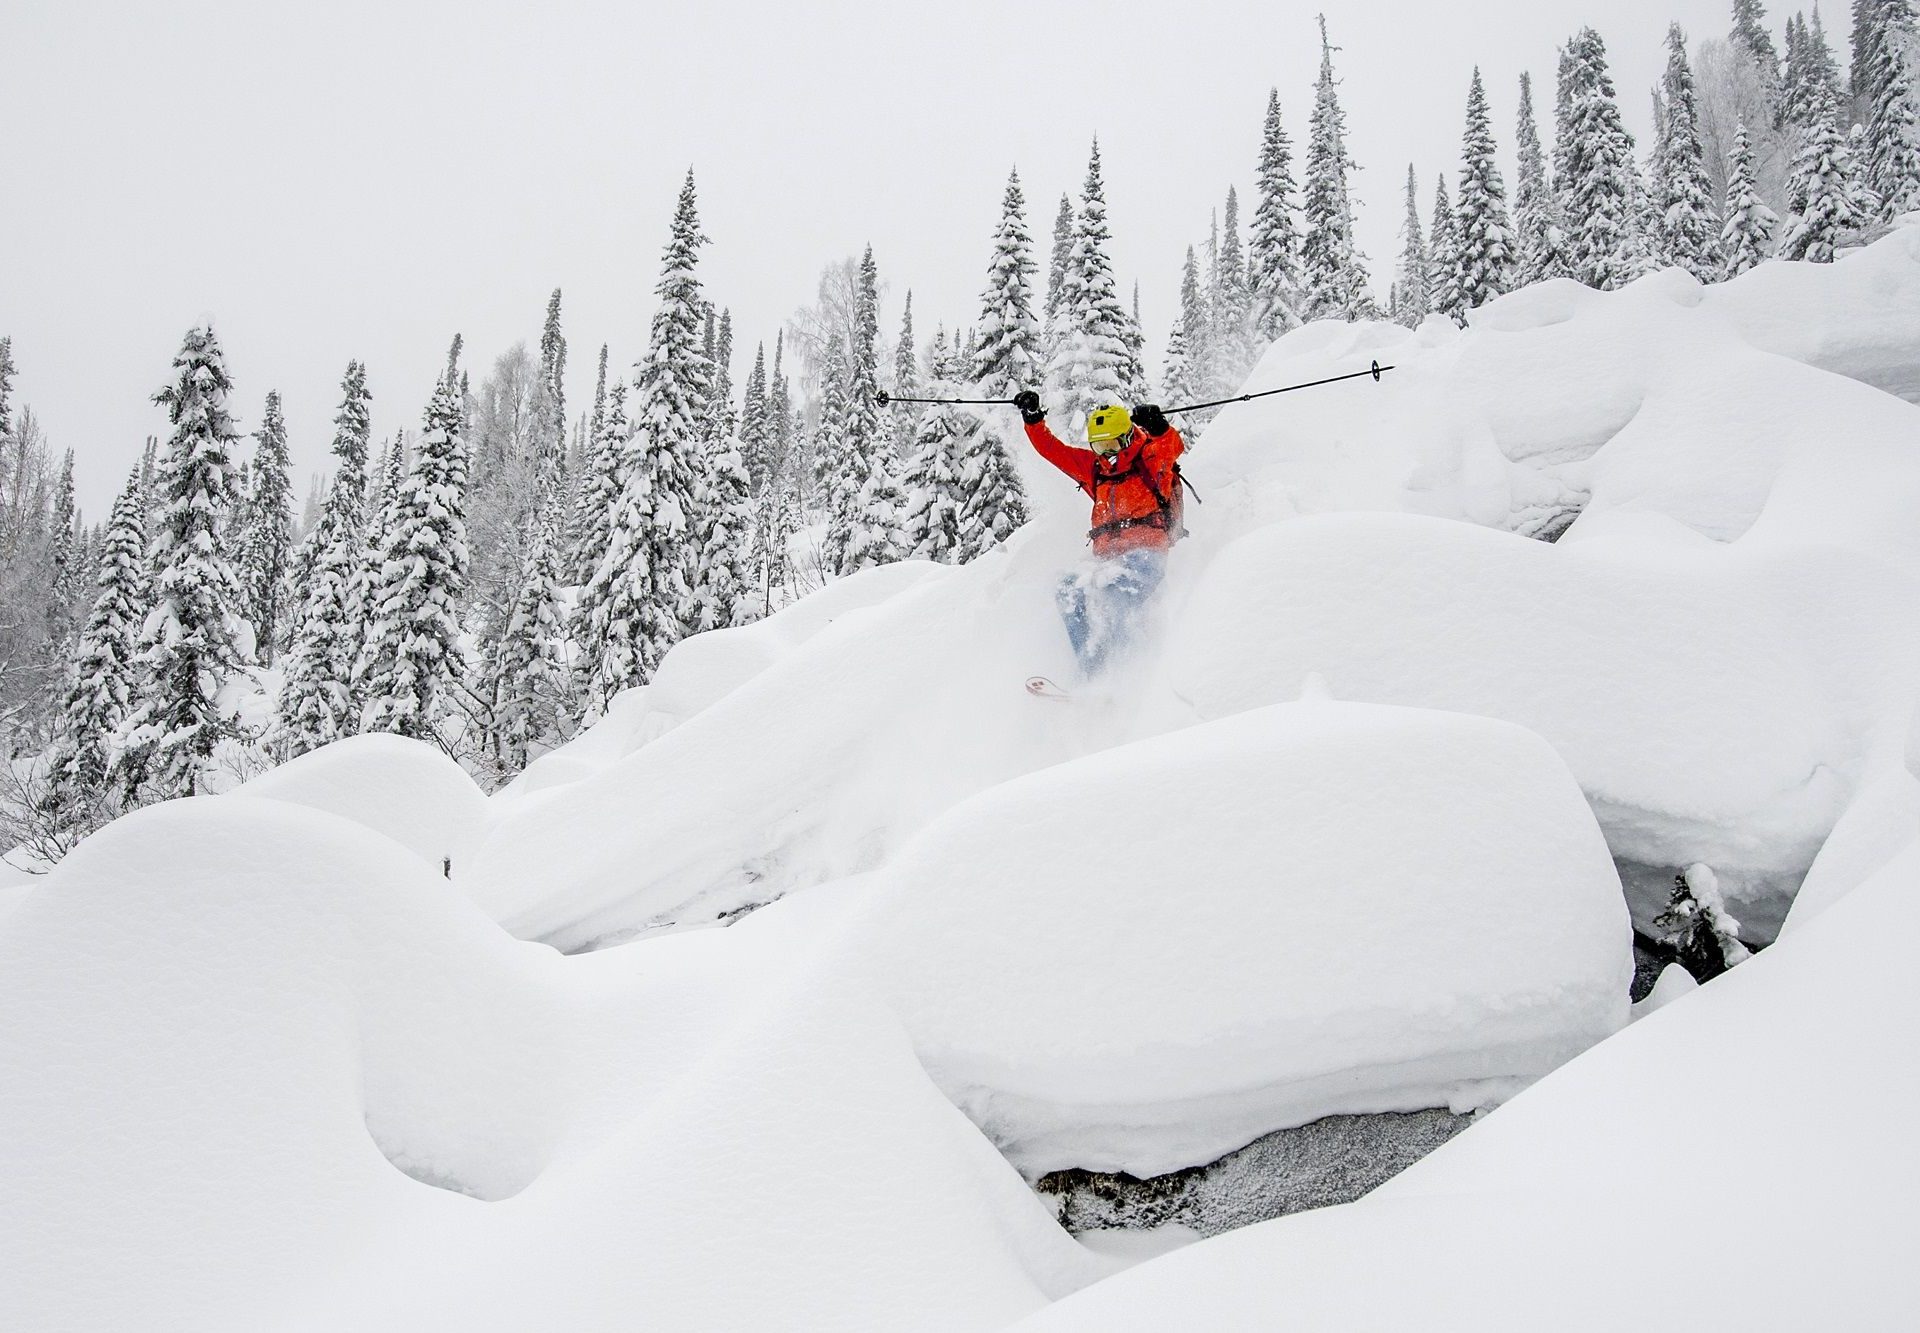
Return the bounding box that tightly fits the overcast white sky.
[6,0,1780,517]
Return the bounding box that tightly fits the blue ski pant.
[1055,548,1168,678]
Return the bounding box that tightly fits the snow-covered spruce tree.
[278,361,373,755]
[750,481,796,615]
[1390,166,1429,326]
[532,289,568,502]
[1559,27,1640,290]
[1514,71,1572,285]
[487,512,567,770]
[1453,67,1518,311]
[1249,88,1304,338]
[738,341,770,485]
[808,333,852,521]
[355,363,470,741]
[819,246,887,574]
[1300,16,1374,320]
[1044,192,1076,341]
[1427,173,1463,322]
[767,331,794,493]
[1650,26,1723,281]
[1209,186,1257,391]
[1123,282,1150,401]
[900,339,968,565]
[1864,16,1920,217]
[576,171,710,703]
[973,168,1044,400]
[115,325,252,800]
[1721,121,1782,273]
[842,444,907,570]
[567,345,619,584]
[1044,138,1135,430]
[45,448,79,655]
[48,467,147,818]
[709,309,736,444]
[1164,247,1213,402]
[1779,92,1870,260]
[691,394,755,631]
[240,390,295,663]
[1731,0,1783,89]
[891,293,921,459]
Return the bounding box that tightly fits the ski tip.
[1025,675,1071,701]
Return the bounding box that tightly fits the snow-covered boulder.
[1006,830,1920,1333]
[232,731,491,874]
[839,699,1632,1178]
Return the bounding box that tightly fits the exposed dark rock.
[1036,1108,1474,1238]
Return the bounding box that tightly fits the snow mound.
[840,700,1632,1177]
[232,731,491,873]
[1007,832,1920,1332]
[0,797,1101,1331]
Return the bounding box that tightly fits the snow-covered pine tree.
[1390,166,1429,326]
[768,331,794,493]
[1863,10,1920,217]
[49,466,146,816]
[1163,247,1213,401]
[576,172,710,702]
[278,361,373,755]
[900,335,967,565]
[1045,192,1076,340]
[973,168,1043,401]
[240,390,295,663]
[1514,71,1571,285]
[750,481,796,616]
[537,288,568,496]
[739,341,770,486]
[566,345,618,584]
[842,446,907,571]
[1779,91,1870,259]
[691,389,755,631]
[355,361,470,740]
[710,309,736,444]
[1453,67,1518,311]
[1559,27,1640,289]
[1653,25,1723,280]
[1209,187,1257,389]
[1731,0,1784,88]
[1249,88,1304,338]
[1044,139,1134,430]
[819,246,888,574]
[487,511,567,770]
[1427,173,1464,322]
[1300,15,1374,320]
[891,293,921,457]
[1123,282,1150,401]
[45,448,79,655]
[1721,121,1782,273]
[115,325,252,799]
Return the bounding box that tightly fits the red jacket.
[1025,420,1187,557]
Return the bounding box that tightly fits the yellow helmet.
[1085,403,1133,453]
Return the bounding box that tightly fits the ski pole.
[1159,359,1394,415]
[874,390,1017,407]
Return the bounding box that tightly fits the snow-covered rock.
[1005,829,1920,1332]
[839,699,1632,1177]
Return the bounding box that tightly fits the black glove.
[1133,403,1171,437]
[1012,390,1045,425]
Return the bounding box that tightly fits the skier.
[1012,390,1186,682]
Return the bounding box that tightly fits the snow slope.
[6,231,1920,1330]
[468,227,1920,948]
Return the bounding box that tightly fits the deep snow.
[5,228,1920,1331]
